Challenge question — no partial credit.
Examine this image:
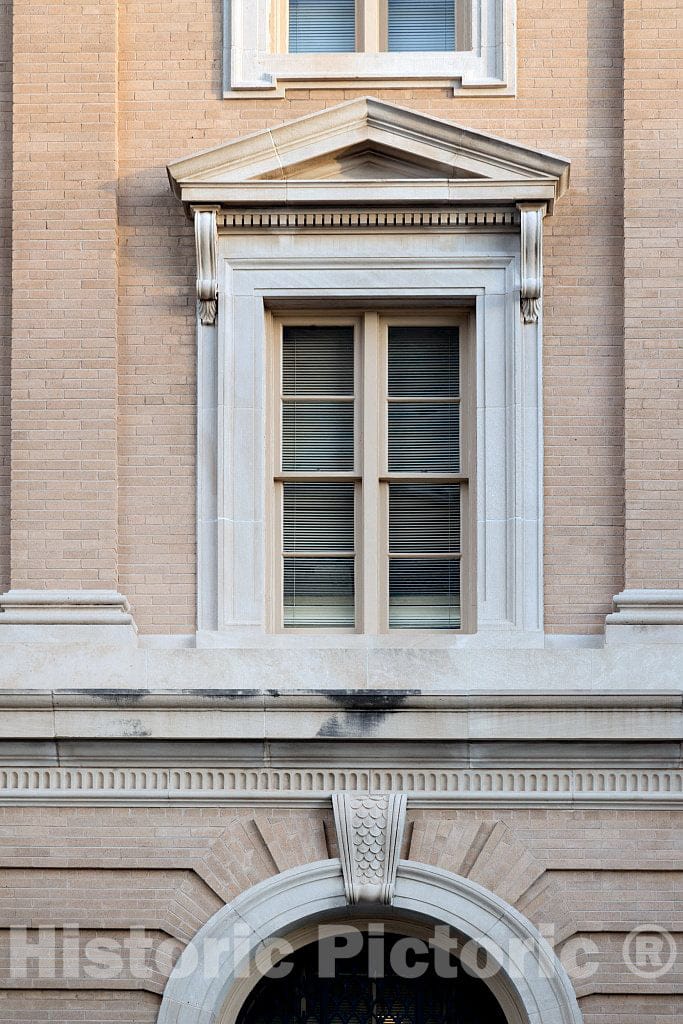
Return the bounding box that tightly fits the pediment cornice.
[167,97,570,212]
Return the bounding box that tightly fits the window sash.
[271,313,470,633]
[284,0,460,54]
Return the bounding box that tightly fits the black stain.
[317,709,396,738]
[66,689,150,706]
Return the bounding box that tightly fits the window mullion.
[359,0,382,52]
[360,312,382,634]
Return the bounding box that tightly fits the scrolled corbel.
[194,207,219,325]
[518,202,547,324]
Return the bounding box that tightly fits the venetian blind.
[281,327,355,627]
[288,0,356,53]
[387,0,456,52]
[387,326,461,628]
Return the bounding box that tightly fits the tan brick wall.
[580,994,683,1023]
[623,0,683,589]
[12,0,679,631]
[0,0,11,594]
[0,806,680,1021]
[115,0,626,634]
[0,990,161,1022]
[10,0,119,590]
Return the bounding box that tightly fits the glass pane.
[284,482,354,553]
[388,402,459,472]
[390,484,460,553]
[283,402,354,471]
[284,557,355,627]
[283,326,354,396]
[387,0,455,52]
[389,558,460,629]
[388,326,459,397]
[289,0,356,53]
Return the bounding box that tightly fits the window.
[223,0,515,97]
[287,0,456,54]
[270,314,471,633]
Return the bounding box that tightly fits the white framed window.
[168,97,571,648]
[223,0,515,96]
[267,312,473,634]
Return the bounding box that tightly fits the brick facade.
[3,0,678,634]
[0,807,680,1020]
[623,0,682,589]
[0,2,681,1022]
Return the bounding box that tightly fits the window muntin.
[273,314,469,633]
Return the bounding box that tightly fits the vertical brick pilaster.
[0,0,11,592]
[10,0,119,588]
[623,0,683,589]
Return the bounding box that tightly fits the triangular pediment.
[168,97,569,207]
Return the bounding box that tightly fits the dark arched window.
[237,931,507,1024]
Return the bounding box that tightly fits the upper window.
[223,0,515,97]
[287,0,456,54]
[269,314,470,633]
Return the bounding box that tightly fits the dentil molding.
[218,208,520,230]
[1,766,681,807]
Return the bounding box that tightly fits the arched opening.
[157,860,583,1024]
[237,930,507,1024]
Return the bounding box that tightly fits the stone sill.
[0,645,681,694]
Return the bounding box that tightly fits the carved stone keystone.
[332,792,407,905]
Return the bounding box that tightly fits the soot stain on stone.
[323,691,418,711]
[317,710,393,738]
[74,689,150,706]
[118,717,152,738]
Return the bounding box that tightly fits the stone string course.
[0,767,681,805]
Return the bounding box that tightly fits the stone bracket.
[518,202,547,324]
[194,207,219,325]
[332,791,407,905]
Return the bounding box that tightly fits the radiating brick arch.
[157,859,583,1024]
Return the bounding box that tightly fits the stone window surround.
[223,0,515,97]
[161,97,573,649]
[196,218,545,647]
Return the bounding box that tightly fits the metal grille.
[236,933,507,1024]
